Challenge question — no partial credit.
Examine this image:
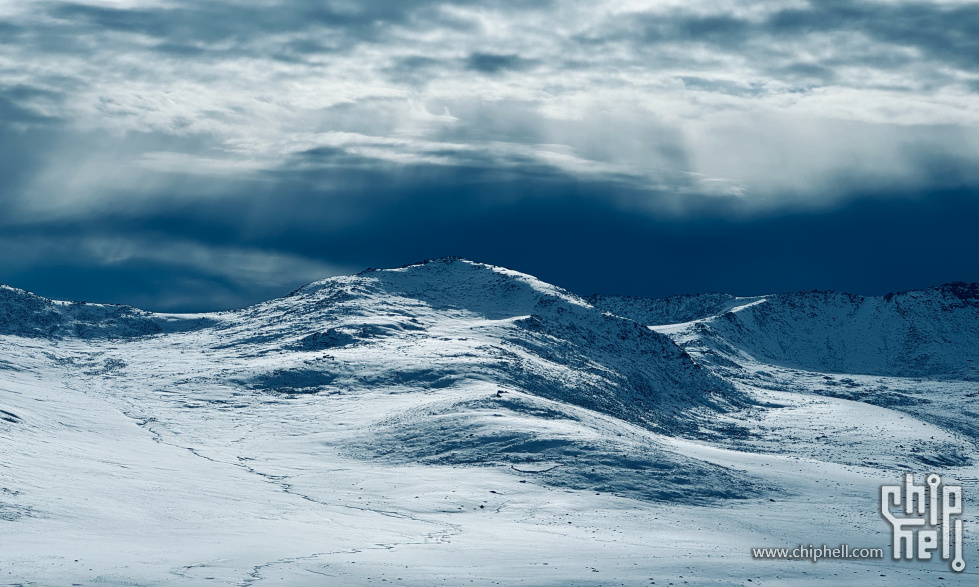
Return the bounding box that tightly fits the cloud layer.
[1,1,978,309]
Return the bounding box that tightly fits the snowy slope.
[589,292,760,326]
[198,259,747,434]
[623,284,979,379]
[2,260,978,586]
[0,284,214,338]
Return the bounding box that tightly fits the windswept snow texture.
[2,259,979,586]
[594,284,979,379]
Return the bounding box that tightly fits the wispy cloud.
[0,231,353,310]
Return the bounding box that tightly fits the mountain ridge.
[3,259,979,585]
[206,258,745,435]
[4,258,977,381]
[4,259,976,330]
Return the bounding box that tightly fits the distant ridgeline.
[3,263,977,379]
[592,282,979,379]
[0,285,212,339]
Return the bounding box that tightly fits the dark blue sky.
[1,1,978,311]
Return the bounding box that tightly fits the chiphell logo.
[881,473,965,572]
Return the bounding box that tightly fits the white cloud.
[1,0,978,213]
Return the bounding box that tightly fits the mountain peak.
[359,256,470,274]
[290,258,590,320]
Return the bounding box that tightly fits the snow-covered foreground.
[2,259,978,585]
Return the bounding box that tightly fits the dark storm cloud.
[766,1,979,68]
[0,99,63,221]
[678,76,767,97]
[629,1,979,77]
[466,53,533,74]
[0,92,54,124]
[50,0,424,43]
[0,0,977,309]
[4,151,977,311]
[40,0,539,57]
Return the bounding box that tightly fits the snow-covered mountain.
[0,284,215,339]
[223,259,746,433]
[2,259,978,586]
[594,283,979,379]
